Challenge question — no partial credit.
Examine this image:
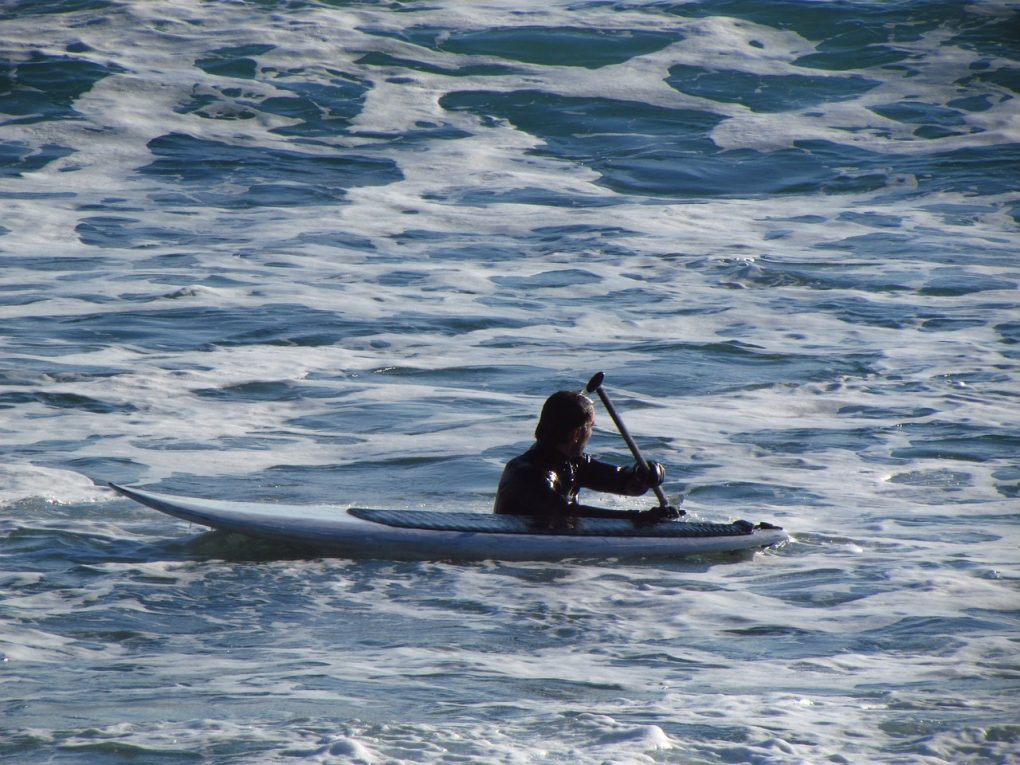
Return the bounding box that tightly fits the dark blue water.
[2,1,1018,762]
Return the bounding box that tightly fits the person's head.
[535,391,595,457]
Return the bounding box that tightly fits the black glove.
[644,461,666,488]
[649,504,683,521]
[632,504,684,527]
[628,461,665,492]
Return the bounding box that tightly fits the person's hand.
[624,461,665,491]
[645,461,665,487]
[649,504,683,521]
[632,504,684,527]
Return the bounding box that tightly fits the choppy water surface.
[2,0,1018,762]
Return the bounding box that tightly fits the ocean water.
[2,0,1019,762]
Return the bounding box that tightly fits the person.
[494,390,682,528]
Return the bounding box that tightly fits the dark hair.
[535,391,594,444]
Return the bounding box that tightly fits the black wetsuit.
[493,442,651,527]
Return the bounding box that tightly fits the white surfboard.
[111,483,788,561]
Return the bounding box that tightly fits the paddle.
[585,372,674,510]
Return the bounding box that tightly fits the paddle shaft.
[585,373,669,508]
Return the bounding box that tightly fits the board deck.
[347,508,758,537]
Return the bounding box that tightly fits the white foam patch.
[1,8,1017,765]
[0,465,108,506]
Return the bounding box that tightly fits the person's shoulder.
[505,444,567,478]
[496,445,555,510]
[506,444,543,471]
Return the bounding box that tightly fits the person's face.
[567,415,595,457]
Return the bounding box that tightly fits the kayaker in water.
[494,390,682,528]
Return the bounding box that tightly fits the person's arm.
[575,503,682,524]
[576,454,665,496]
[573,456,678,524]
[572,504,640,520]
